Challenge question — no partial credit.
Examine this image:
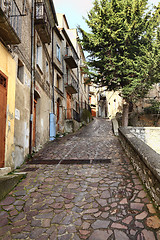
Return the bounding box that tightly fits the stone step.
[0,173,27,201]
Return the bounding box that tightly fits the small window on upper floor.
[56,44,61,62]
[17,59,24,83]
[57,74,61,89]
[36,45,43,71]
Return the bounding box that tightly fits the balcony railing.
[80,102,91,112]
[65,75,78,94]
[65,108,80,122]
[35,2,51,43]
[64,47,78,69]
[0,0,21,44]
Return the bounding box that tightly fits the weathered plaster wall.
[35,82,52,150]
[0,43,16,169]
[14,63,31,168]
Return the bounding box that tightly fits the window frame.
[56,43,61,62]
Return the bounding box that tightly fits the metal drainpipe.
[52,27,55,114]
[29,0,35,154]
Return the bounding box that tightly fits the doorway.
[0,72,7,168]
[56,98,60,131]
[32,91,40,148]
[67,93,71,119]
[32,99,37,148]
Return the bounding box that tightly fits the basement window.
[17,59,24,83]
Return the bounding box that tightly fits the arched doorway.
[33,91,40,148]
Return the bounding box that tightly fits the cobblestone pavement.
[0,118,160,240]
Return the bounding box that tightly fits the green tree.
[79,0,160,126]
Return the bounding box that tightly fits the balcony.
[65,76,78,94]
[64,47,78,69]
[35,2,51,44]
[0,0,21,44]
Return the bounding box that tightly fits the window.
[17,59,24,83]
[36,45,42,71]
[57,74,61,89]
[56,44,61,61]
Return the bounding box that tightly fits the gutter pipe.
[29,0,35,154]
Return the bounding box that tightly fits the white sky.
[54,0,159,31]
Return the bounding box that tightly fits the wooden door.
[32,99,37,147]
[91,109,96,117]
[57,100,60,131]
[0,72,7,168]
[67,93,71,119]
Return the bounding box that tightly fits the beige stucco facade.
[0,42,16,169]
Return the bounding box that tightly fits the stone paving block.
[0,119,159,239]
[88,230,113,240]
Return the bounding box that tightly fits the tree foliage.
[79,0,160,103]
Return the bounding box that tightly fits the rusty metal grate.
[27,159,111,165]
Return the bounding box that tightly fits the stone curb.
[0,173,27,201]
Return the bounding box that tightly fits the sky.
[54,0,160,31]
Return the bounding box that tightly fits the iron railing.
[64,73,78,94]
[0,0,22,40]
[65,108,80,122]
[35,2,51,37]
[71,76,78,93]
[80,102,91,112]
[65,46,78,61]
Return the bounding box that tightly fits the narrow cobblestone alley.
[0,119,160,240]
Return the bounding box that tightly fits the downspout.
[52,27,55,114]
[49,26,56,141]
[29,0,35,154]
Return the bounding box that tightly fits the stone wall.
[119,127,160,210]
[129,113,160,127]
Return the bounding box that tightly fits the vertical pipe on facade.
[29,0,35,154]
[52,27,55,114]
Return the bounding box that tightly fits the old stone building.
[0,0,57,172]
[55,13,90,133]
[89,84,123,119]
[0,0,90,173]
[0,0,30,172]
